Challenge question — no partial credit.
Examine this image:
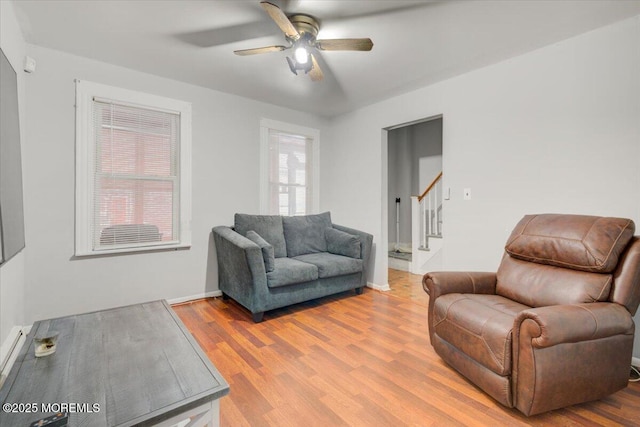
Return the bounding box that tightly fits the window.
[75,80,191,256]
[260,119,319,216]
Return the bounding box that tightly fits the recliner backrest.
[496,214,635,308]
[611,236,640,315]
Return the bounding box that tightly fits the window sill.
[73,243,191,259]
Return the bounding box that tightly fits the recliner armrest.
[513,302,635,415]
[422,271,497,297]
[514,302,634,348]
[423,271,496,341]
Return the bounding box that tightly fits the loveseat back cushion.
[504,214,634,273]
[246,230,275,272]
[283,212,332,257]
[235,213,287,258]
[496,255,612,307]
[326,227,361,259]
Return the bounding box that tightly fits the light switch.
[463,188,471,200]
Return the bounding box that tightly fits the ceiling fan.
[234,1,374,82]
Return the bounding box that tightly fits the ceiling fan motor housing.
[288,14,320,41]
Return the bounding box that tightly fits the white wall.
[323,17,640,355]
[21,44,328,324]
[0,0,27,357]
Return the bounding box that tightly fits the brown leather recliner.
[423,214,640,416]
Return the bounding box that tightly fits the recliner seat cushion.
[283,212,332,257]
[266,257,318,288]
[235,214,287,258]
[505,214,634,273]
[433,294,530,376]
[293,252,363,278]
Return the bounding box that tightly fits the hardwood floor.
[387,268,429,306]
[173,288,640,426]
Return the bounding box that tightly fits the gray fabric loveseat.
[213,212,373,322]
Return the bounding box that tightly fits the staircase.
[410,172,443,274]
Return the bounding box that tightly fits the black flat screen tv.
[0,47,26,266]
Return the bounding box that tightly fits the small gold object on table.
[34,331,59,357]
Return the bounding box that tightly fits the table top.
[0,300,229,427]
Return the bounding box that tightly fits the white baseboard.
[632,357,640,368]
[368,282,391,292]
[167,290,222,305]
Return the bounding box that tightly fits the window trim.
[259,119,320,215]
[75,80,192,256]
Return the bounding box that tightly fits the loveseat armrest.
[513,302,634,415]
[212,226,269,310]
[332,224,374,286]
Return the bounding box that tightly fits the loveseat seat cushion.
[433,294,530,376]
[235,213,287,258]
[283,212,332,257]
[267,257,319,288]
[293,253,363,278]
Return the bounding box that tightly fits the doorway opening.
[384,115,443,286]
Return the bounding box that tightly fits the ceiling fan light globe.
[294,46,308,64]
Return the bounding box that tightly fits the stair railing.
[416,171,443,249]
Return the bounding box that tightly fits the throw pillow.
[246,230,275,272]
[235,213,287,258]
[326,227,361,259]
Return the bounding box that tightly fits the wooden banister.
[418,171,443,202]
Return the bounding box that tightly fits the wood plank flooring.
[387,268,429,306]
[173,285,640,426]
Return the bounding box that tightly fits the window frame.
[75,80,192,257]
[259,119,320,216]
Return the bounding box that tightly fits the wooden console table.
[0,300,229,427]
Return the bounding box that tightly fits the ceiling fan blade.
[316,38,374,51]
[260,1,300,40]
[309,54,323,82]
[234,45,288,56]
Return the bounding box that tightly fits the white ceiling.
[11,0,640,117]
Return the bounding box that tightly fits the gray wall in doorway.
[388,118,442,249]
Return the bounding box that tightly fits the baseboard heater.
[0,327,25,388]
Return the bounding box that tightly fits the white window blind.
[92,100,179,250]
[75,80,191,256]
[259,119,319,216]
[268,130,313,216]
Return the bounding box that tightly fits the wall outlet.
[463,188,471,200]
